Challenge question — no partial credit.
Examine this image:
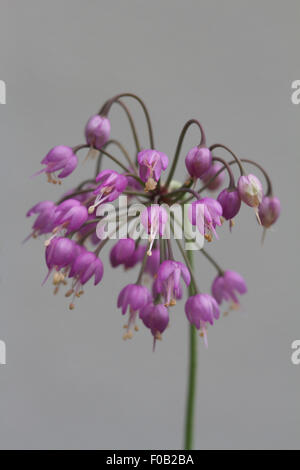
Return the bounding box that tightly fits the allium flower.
[137,149,169,191]
[211,270,247,308]
[185,294,220,346]
[26,201,57,239]
[141,205,168,255]
[53,200,89,235]
[217,188,241,223]
[35,146,78,183]
[110,238,135,267]
[185,146,212,179]
[44,237,78,285]
[258,196,281,228]
[145,247,160,277]
[238,174,263,208]
[189,197,223,242]
[156,260,191,307]
[123,245,146,270]
[200,162,225,191]
[88,170,128,213]
[140,302,169,349]
[117,284,151,339]
[85,115,111,150]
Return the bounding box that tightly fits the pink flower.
[117,284,151,339]
[185,294,220,346]
[85,115,111,150]
[155,260,190,306]
[35,146,78,182]
[188,197,223,242]
[211,270,247,307]
[137,149,169,191]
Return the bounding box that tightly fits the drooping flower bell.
[189,197,223,242]
[258,196,281,228]
[141,205,168,255]
[26,201,57,240]
[185,293,220,346]
[137,149,169,191]
[35,146,78,183]
[238,174,263,208]
[52,199,89,235]
[64,246,104,309]
[88,170,128,214]
[140,302,169,349]
[117,284,151,339]
[145,247,160,277]
[211,270,247,311]
[44,237,78,285]
[185,146,212,179]
[110,238,136,268]
[200,162,225,191]
[217,188,241,229]
[123,245,146,270]
[155,260,191,307]
[85,115,111,150]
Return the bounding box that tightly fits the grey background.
[0,0,299,449]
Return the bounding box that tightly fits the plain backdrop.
[0,0,299,449]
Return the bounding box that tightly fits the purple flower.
[217,188,241,221]
[123,245,146,269]
[211,270,247,307]
[185,146,212,179]
[26,201,57,239]
[141,205,168,255]
[137,149,169,191]
[258,196,281,228]
[117,284,151,339]
[69,248,103,286]
[43,237,78,284]
[53,199,88,234]
[35,146,78,182]
[145,247,160,277]
[85,115,111,150]
[156,260,191,306]
[188,197,223,242]
[89,170,128,213]
[201,162,225,190]
[185,293,220,346]
[110,238,135,267]
[140,302,169,349]
[238,174,263,208]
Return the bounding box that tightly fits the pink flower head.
[85,115,111,150]
[185,146,212,179]
[217,188,241,221]
[117,284,151,339]
[212,270,247,308]
[258,196,281,228]
[140,302,169,349]
[26,201,57,239]
[137,149,169,191]
[156,260,191,307]
[201,162,225,191]
[188,197,223,242]
[110,238,135,268]
[185,293,220,347]
[238,174,263,208]
[141,205,168,255]
[35,146,78,183]
[89,170,128,213]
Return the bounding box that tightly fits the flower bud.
[185,146,212,178]
[85,115,111,150]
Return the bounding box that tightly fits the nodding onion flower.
[26,91,279,351]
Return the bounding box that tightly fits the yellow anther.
[88,205,95,215]
[69,303,75,310]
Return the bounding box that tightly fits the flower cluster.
[26,92,280,349]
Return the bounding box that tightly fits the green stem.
[184,250,197,450]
